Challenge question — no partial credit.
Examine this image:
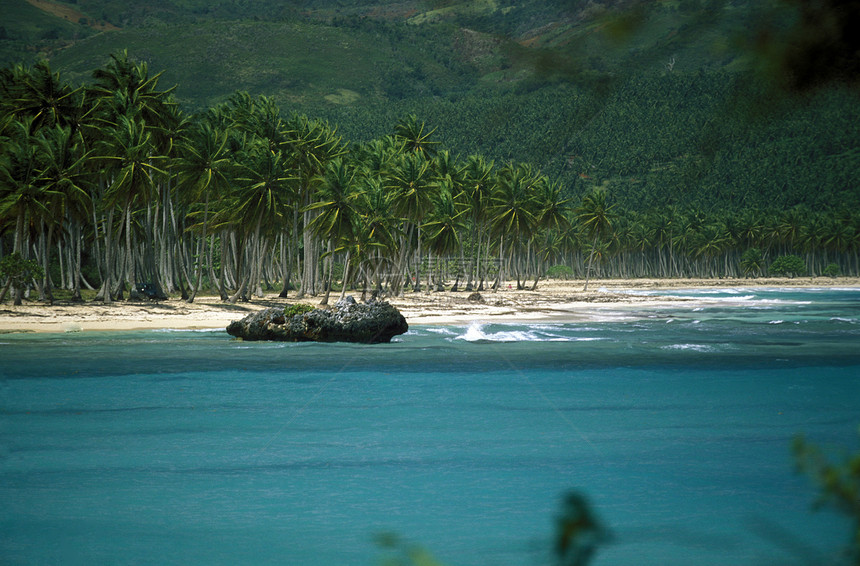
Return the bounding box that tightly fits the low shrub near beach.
[546,265,575,280]
[0,252,44,303]
[284,303,315,318]
[769,255,806,278]
[823,263,841,278]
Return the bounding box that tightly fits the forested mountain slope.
[2,1,859,304]
[2,0,859,212]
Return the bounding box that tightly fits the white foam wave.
[151,327,224,333]
[618,288,754,297]
[456,323,537,342]
[453,322,603,342]
[771,287,860,293]
[423,327,459,336]
[661,343,715,352]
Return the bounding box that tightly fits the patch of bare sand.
[26,0,120,30]
[391,276,860,324]
[0,296,270,334]
[2,277,856,334]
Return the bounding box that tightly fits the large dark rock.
[226,296,408,343]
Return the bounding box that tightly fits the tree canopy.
[2,54,859,306]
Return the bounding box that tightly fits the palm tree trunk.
[188,197,210,303]
[583,233,598,292]
[11,208,27,305]
[299,201,321,297]
[492,237,503,291]
[102,208,115,303]
[320,241,334,306]
[280,212,299,298]
[188,236,204,303]
[58,237,68,291]
[228,242,248,303]
[393,228,411,296]
[338,249,352,302]
[0,272,12,303]
[252,237,267,298]
[123,204,136,299]
[71,221,83,302]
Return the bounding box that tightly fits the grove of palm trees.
[2,53,859,307]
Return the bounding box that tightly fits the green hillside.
[3,1,860,304]
[2,0,859,212]
[1,0,759,103]
[44,17,476,110]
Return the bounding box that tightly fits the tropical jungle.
[2,0,859,305]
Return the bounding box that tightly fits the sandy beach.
[1,277,858,334]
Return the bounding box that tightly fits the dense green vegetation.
[0,251,43,302]
[793,431,860,566]
[4,0,859,213]
[2,1,859,303]
[284,303,316,318]
[2,4,858,557]
[1,53,858,307]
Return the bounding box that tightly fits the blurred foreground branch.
[793,428,860,565]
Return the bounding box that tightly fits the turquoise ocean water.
[2,288,859,565]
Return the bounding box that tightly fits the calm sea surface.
[2,288,859,565]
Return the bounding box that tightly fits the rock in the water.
[226,297,408,343]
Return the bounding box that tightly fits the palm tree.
[531,179,572,288]
[0,118,46,304]
[694,222,730,277]
[136,101,188,299]
[281,114,345,297]
[97,115,164,300]
[649,208,677,277]
[394,114,439,159]
[388,152,438,293]
[490,163,540,290]
[338,212,393,301]
[353,136,403,179]
[800,213,830,276]
[671,214,697,278]
[0,61,82,134]
[777,206,808,256]
[354,176,400,295]
[736,209,764,250]
[821,216,853,274]
[739,247,765,277]
[35,125,93,302]
[576,190,616,291]
[460,154,495,290]
[229,144,295,302]
[423,183,467,290]
[88,51,177,301]
[91,50,176,132]
[175,121,234,302]
[306,158,363,304]
[211,94,297,298]
[535,180,572,234]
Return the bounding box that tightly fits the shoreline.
[1,277,858,334]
